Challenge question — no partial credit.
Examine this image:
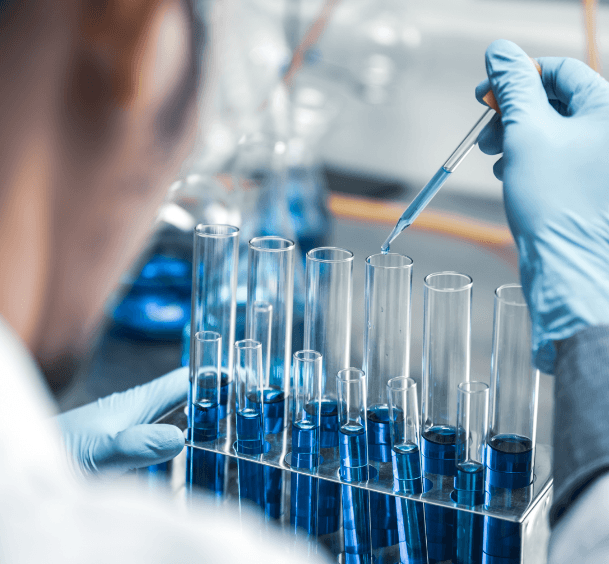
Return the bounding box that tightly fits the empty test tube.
[421,272,473,564]
[337,368,371,564]
[387,377,428,564]
[234,339,265,508]
[290,350,322,535]
[454,382,489,564]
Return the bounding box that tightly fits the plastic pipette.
[381,59,542,253]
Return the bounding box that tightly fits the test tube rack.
[152,402,552,564]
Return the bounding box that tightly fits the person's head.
[0,0,207,390]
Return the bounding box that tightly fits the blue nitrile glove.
[475,39,609,373]
[56,366,188,478]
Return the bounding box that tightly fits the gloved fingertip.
[493,157,505,181]
[475,78,491,105]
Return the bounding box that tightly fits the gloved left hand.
[55,366,188,478]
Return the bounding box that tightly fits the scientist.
[0,0,603,557]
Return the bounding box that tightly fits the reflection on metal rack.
[154,399,552,563]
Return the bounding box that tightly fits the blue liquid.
[392,442,422,482]
[291,471,318,535]
[235,409,265,508]
[218,372,230,420]
[342,483,372,564]
[381,166,452,253]
[192,400,219,442]
[291,421,319,469]
[422,426,457,563]
[485,434,533,489]
[339,424,369,482]
[393,448,427,564]
[236,409,264,455]
[185,427,225,496]
[264,465,283,520]
[367,406,399,552]
[482,435,532,562]
[367,405,391,463]
[320,399,339,448]
[455,462,484,564]
[318,479,341,536]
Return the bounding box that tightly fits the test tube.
[363,252,413,559]
[304,247,354,448]
[234,339,265,508]
[387,377,428,564]
[483,285,539,564]
[486,284,539,489]
[337,368,371,563]
[290,350,322,536]
[454,382,489,564]
[191,225,239,419]
[246,236,295,434]
[305,247,353,541]
[292,351,323,469]
[421,271,472,564]
[187,331,222,495]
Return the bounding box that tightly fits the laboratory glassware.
[191,224,239,419]
[337,368,371,563]
[304,247,353,540]
[246,236,295,434]
[363,252,413,560]
[487,284,539,489]
[381,59,542,253]
[482,284,539,564]
[187,331,222,495]
[234,339,265,508]
[290,350,323,535]
[250,301,273,395]
[304,247,353,447]
[421,271,472,563]
[454,381,489,564]
[387,377,428,564]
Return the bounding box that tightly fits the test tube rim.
[248,235,295,252]
[336,367,366,383]
[424,271,473,292]
[234,339,263,351]
[293,349,322,363]
[458,380,489,395]
[194,330,222,343]
[194,224,240,238]
[495,283,527,307]
[306,247,354,263]
[365,252,413,269]
[386,376,417,392]
[252,300,272,313]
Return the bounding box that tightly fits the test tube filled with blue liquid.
[483,284,539,563]
[234,339,265,509]
[421,272,473,563]
[337,368,371,564]
[304,247,354,541]
[290,350,322,535]
[363,252,413,563]
[387,377,428,564]
[246,236,295,519]
[454,381,489,564]
[187,331,222,495]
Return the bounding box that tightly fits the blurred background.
[57,0,609,448]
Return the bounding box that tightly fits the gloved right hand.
[475,39,609,373]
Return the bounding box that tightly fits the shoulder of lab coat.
[0,317,333,564]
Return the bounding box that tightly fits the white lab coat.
[0,317,330,563]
